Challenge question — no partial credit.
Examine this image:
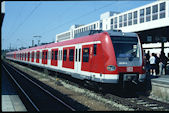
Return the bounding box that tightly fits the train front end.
[104,31,146,90]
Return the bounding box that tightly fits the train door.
[44,50,48,64]
[31,51,34,62]
[74,44,82,73]
[42,50,48,64]
[36,51,40,63]
[81,45,92,72]
[54,49,58,66]
[51,48,58,66]
[58,47,63,69]
[28,52,30,61]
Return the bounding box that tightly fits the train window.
[58,50,60,60]
[28,52,30,61]
[42,52,44,59]
[55,50,58,60]
[36,51,40,63]
[83,48,89,62]
[32,52,34,58]
[45,51,48,59]
[52,50,54,60]
[94,44,97,56]
[69,49,74,61]
[61,50,62,60]
[79,49,81,62]
[36,52,38,59]
[75,49,77,61]
[63,50,67,61]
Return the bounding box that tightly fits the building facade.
[56,0,169,55]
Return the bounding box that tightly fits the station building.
[56,0,169,56]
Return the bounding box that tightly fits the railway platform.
[1,68,27,112]
[150,74,169,103]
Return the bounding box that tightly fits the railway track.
[104,93,169,111]
[125,96,169,111]
[51,71,169,111]
[44,69,169,111]
[3,60,169,111]
[2,61,76,111]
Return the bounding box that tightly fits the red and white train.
[6,30,146,90]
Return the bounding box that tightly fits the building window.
[94,24,96,30]
[152,4,158,20]
[63,50,67,61]
[123,14,127,27]
[140,9,144,23]
[111,18,113,24]
[83,48,89,62]
[100,21,102,29]
[91,25,93,30]
[146,7,151,22]
[133,11,137,24]
[110,18,113,29]
[69,49,74,61]
[119,16,122,28]
[114,17,118,28]
[128,13,132,26]
[160,2,165,19]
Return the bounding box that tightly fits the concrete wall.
[151,82,169,103]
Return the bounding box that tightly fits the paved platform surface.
[1,68,27,111]
[151,75,169,86]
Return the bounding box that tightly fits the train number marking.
[127,67,133,72]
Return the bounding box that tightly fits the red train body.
[6,30,146,89]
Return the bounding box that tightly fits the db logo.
[127,67,133,72]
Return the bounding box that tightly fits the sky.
[1,0,156,50]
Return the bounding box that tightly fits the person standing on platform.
[145,51,150,74]
[160,51,168,75]
[149,53,156,75]
[154,53,160,75]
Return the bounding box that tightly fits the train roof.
[6,30,138,55]
[6,32,108,54]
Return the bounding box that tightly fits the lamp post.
[33,35,41,46]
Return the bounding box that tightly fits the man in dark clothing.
[145,51,150,73]
[154,54,160,75]
[160,51,168,75]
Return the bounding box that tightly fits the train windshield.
[111,36,142,66]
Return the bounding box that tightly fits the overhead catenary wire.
[39,3,116,36]
[8,3,27,38]
[8,2,42,40]
[39,2,77,33]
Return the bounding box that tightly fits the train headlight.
[107,65,116,71]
